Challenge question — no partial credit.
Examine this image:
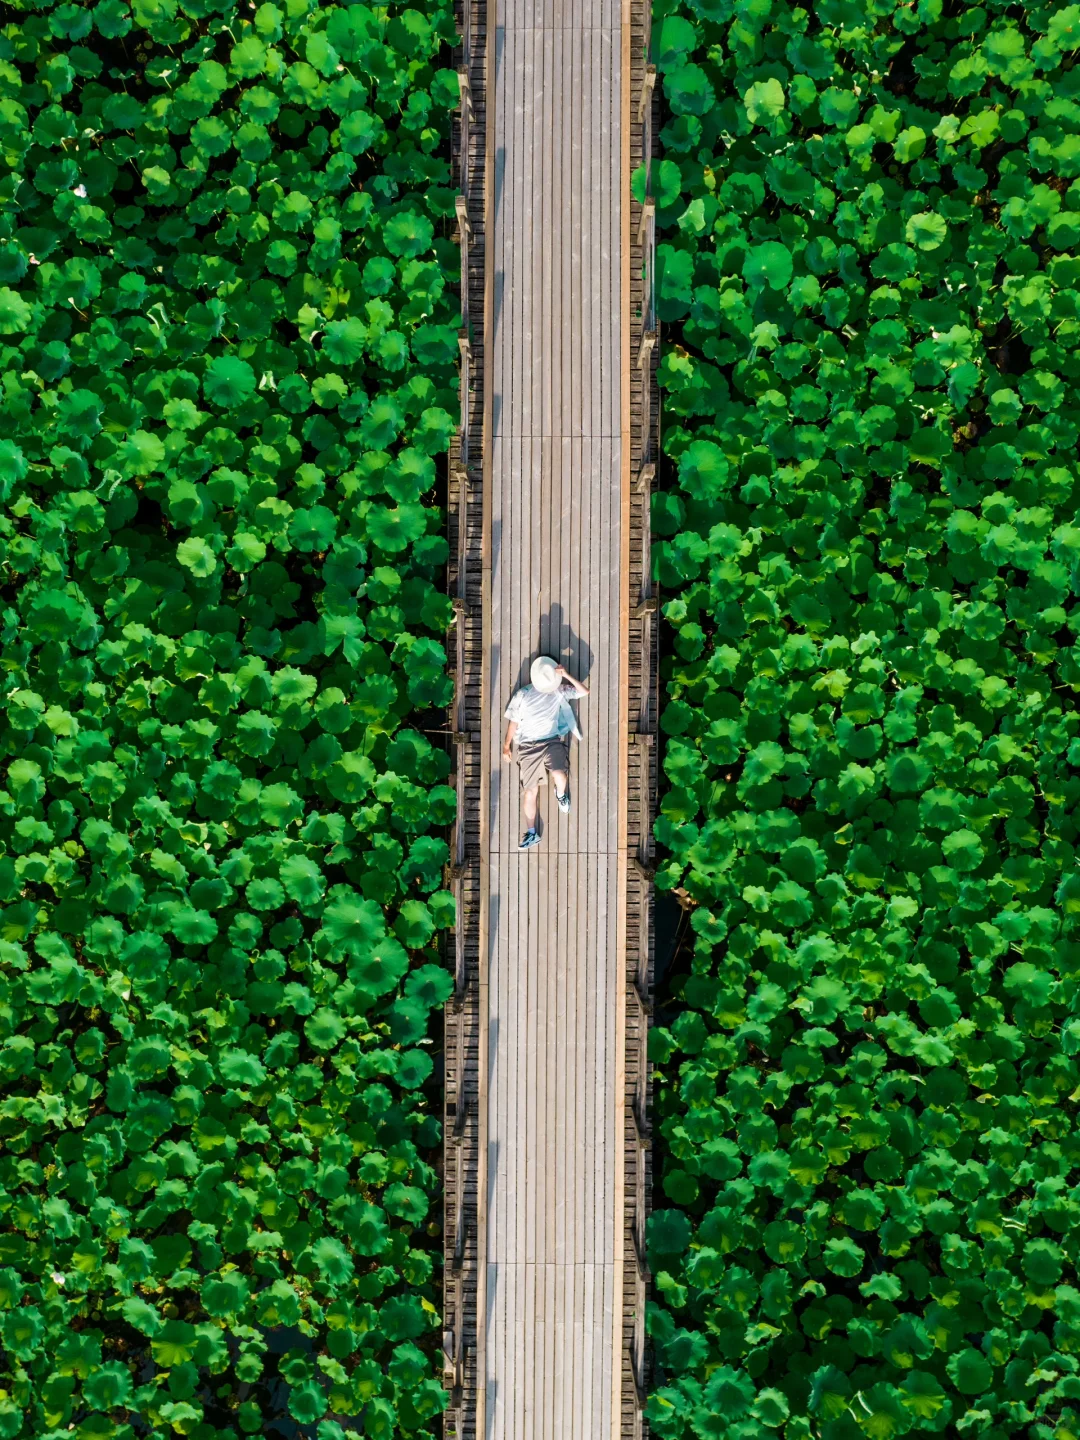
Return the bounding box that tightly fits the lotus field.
[645,1,1080,1437]
[7,0,1080,1434]
[0,0,461,1435]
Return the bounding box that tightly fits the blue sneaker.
[518,829,540,851]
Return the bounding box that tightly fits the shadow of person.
[512,603,594,691]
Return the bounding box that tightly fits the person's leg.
[550,740,571,804]
[522,785,539,829]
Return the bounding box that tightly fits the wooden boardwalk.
[444,0,658,1433]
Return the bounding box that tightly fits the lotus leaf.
[743,77,786,126]
[396,1049,434,1089]
[378,1295,426,1341]
[349,936,411,997]
[404,963,455,1008]
[383,210,435,259]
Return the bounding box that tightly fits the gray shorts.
[517,737,570,790]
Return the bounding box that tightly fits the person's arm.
[502,719,517,759]
[555,664,588,697]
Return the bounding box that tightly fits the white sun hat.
[530,655,560,693]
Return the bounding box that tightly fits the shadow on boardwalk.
[513,602,594,690]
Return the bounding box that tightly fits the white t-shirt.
[504,682,583,743]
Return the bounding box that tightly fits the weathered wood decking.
[445,0,657,1432]
[481,2,627,1434]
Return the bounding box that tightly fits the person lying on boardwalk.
[502,656,589,851]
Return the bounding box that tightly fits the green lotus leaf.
[361,1397,397,1434]
[653,158,685,210]
[743,241,794,291]
[280,854,326,907]
[1,1306,42,1359]
[809,1366,852,1419]
[321,317,368,367]
[0,1268,23,1309]
[322,893,385,957]
[657,243,694,322]
[411,322,459,366]
[404,963,454,1008]
[389,994,429,1045]
[258,782,303,828]
[396,1048,434,1089]
[899,1371,948,1419]
[893,125,927,163]
[394,899,436,949]
[172,907,218,945]
[905,210,949,251]
[386,448,435,504]
[150,1320,198,1368]
[83,1362,134,1410]
[191,114,232,157]
[383,1182,429,1223]
[647,1209,692,1257]
[115,429,166,476]
[218,1049,266,1087]
[176,536,217,577]
[666,62,715,117]
[201,1271,251,1318]
[702,1366,754,1417]
[743,77,785,126]
[763,1220,806,1263]
[823,1236,865,1276]
[287,1381,328,1424]
[254,1280,302,1328]
[946,1348,993,1397]
[388,1340,429,1389]
[339,109,381,155]
[678,439,730,501]
[226,532,267,572]
[1023,1237,1064,1285]
[753,1388,790,1427]
[854,1384,907,1440]
[246,877,285,912]
[305,1007,346,1051]
[686,1405,728,1439]
[1049,4,1080,49]
[235,711,277,757]
[655,13,698,68]
[286,503,337,552]
[349,936,410,997]
[378,1295,427,1341]
[885,751,931,792]
[366,503,429,554]
[412,404,456,455]
[0,286,31,334]
[328,750,378,801]
[203,355,257,407]
[55,390,103,443]
[128,1036,170,1078]
[820,85,860,127]
[941,828,983,872]
[383,209,435,258]
[404,637,451,705]
[341,1201,390,1256]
